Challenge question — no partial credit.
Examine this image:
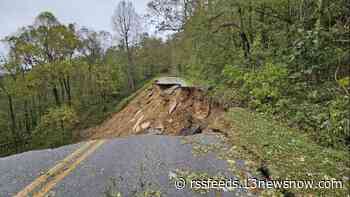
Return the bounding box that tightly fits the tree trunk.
[59,78,66,102]
[317,0,327,30]
[248,1,254,44]
[7,94,17,137]
[31,96,37,129]
[238,7,251,60]
[52,85,61,106]
[125,35,135,91]
[286,0,292,47]
[240,32,251,59]
[63,76,72,106]
[260,4,269,49]
[24,100,31,135]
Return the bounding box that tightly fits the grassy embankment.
[224,107,349,196]
[183,77,349,196]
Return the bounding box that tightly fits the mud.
[86,82,229,139]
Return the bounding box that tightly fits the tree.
[33,105,78,148]
[164,0,350,148]
[147,0,196,32]
[5,12,80,106]
[112,0,142,91]
[136,34,172,77]
[79,27,112,65]
[0,56,18,139]
[1,9,170,155]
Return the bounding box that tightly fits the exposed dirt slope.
[86,81,229,139]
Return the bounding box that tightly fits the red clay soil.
[85,83,229,140]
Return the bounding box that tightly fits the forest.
[0,0,349,157]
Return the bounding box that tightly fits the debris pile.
[87,78,228,139]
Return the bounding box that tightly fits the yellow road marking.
[14,140,103,197]
[33,140,106,197]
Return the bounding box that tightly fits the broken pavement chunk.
[154,77,188,87]
[89,77,225,139]
[164,85,180,95]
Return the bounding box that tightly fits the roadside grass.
[224,107,350,196]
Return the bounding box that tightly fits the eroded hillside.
[82,78,229,139]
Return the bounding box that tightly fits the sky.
[0,0,152,55]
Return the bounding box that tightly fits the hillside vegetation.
[0,1,349,194]
[0,9,171,155]
[172,0,349,150]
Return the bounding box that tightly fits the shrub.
[221,62,350,149]
[33,105,78,148]
[246,63,288,104]
[321,95,350,147]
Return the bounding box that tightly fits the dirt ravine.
[83,78,230,139]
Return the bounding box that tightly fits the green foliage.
[33,105,78,148]
[177,0,350,149]
[0,10,171,155]
[226,107,350,196]
[338,77,350,89]
[221,62,349,148]
[323,96,350,147]
[244,63,288,106]
[223,63,288,108]
[288,29,338,81]
[136,35,172,78]
[0,110,9,143]
[222,65,246,85]
[0,0,347,159]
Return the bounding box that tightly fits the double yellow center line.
[15,140,106,197]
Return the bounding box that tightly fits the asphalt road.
[155,77,189,87]
[0,134,255,197]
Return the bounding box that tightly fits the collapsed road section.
[86,77,229,139]
[0,77,260,197]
